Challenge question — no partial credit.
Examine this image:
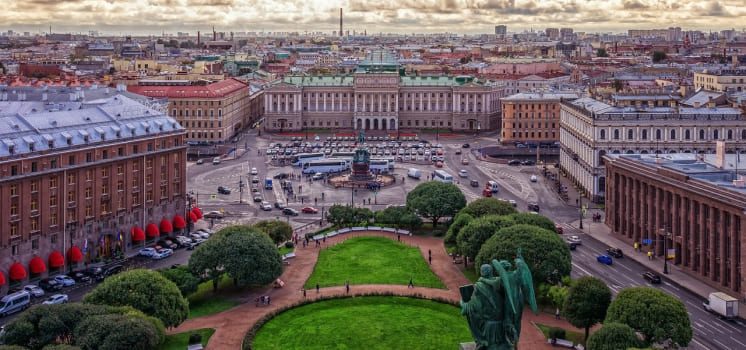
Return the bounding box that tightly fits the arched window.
[742,129,746,140]
[655,129,662,140]
[613,129,620,140]
[641,129,648,140]
[699,129,705,140]
[727,129,733,140]
[670,129,676,140]
[627,129,634,140]
[713,129,719,140]
[685,129,691,140]
[599,129,606,140]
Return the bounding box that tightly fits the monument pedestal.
[459,342,476,350]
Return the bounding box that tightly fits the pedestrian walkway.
[569,219,746,320]
[167,231,577,349]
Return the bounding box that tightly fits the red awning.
[159,218,173,233]
[30,257,46,274]
[0,271,6,286]
[189,211,198,223]
[132,226,145,241]
[173,215,186,229]
[49,251,65,268]
[146,223,160,237]
[9,263,26,280]
[67,246,83,262]
[192,207,203,219]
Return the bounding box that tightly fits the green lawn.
[535,322,586,345]
[252,297,471,349]
[278,245,294,256]
[159,328,215,350]
[187,275,241,319]
[304,236,446,289]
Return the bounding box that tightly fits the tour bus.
[302,159,350,174]
[369,159,390,173]
[291,152,325,167]
[433,170,454,183]
[371,157,395,170]
[330,152,355,160]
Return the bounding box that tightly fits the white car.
[260,201,272,211]
[43,294,69,305]
[250,167,258,175]
[54,275,75,287]
[530,175,537,182]
[314,135,320,141]
[138,247,157,257]
[567,235,582,245]
[459,170,468,178]
[23,285,45,297]
[312,172,324,180]
[152,248,174,260]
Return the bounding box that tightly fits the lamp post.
[660,225,672,274]
[186,191,195,233]
[578,198,583,229]
[65,222,77,274]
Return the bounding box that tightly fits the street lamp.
[660,225,672,274]
[578,198,584,229]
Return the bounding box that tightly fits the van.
[265,178,273,190]
[0,291,31,317]
[487,180,499,193]
[407,168,421,179]
[212,157,221,165]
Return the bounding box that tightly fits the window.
[146,159,153,168]
[85,170,92,181]
[67,191,75,202]
[31,237,39,249]
[67,173,76,184]
[685,129,691,140]
[11,165,17,176]
[117,164,124,174]
[699,129,705,140]
[117,180,124,191]
[31,199,38,212]
[69,155,75,165]
[713,129,719,140]
[655,129,662,140]
[101,168,109,177]
[102,184,108,195]
[86,153,92,162]
[31,162,37,172]
[50,159,57,169]
[50,177,57,188]
[613,129,620,140]
[642,130,648,140]
[670,129,676,140]
[599,129,606,140]
[627,130,634,140]
[86,187,93,198]
[85,205,93,217]
[50,195,57,207]
[30,181,38,193]
[727,129,733,140]
[10,201,18,216]
[50,215,57,227]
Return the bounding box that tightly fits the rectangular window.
[86,170,92,181]
[10,201,18,216]
[31,237,39,249]
[50,213,57,227]
[86,153,92,162]
[50,195,57,207]
[68,191,75,202]
[102,150,108,159]
[85,205,93,217]
[50,159,57,169]
[50,177,57,188]
[31,162,38,172]
[30,181,38,193]
[117,164,124,174]
[69,155,75,165]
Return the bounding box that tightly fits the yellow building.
[694,69,746,92]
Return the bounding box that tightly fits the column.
[307,92,311,112]
[708,205,716,280]
[323,92,327,112]
[428,93,431,112]
[331,92,335,112]
[354,93,358,112]
[719,209,727,284]
[315,93,319,112]
[284,94,288,113]
[699,202,707,273]
[395,92,399,113]
[363,94,366,112]
[419,93,423,111]
[387,94,390,113]
[730,213,738,290]
[264,94,269,113]
[378,93,383,113]
[268,94,273,112]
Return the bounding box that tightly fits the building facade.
[560,96,746,202]
[128,78,263,142]
[0,91,187,293]
[694,70,746,93]
[262,52,505,133]
[501,92,579,144]
[605,153,745,297]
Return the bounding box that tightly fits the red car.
[556,225,564,234]
[482,189,492,197]
[435,161,443,168]
[301,207,319,214]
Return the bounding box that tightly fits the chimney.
[733,175,745,188]
[707,96,715,107]
[715,141,726,168]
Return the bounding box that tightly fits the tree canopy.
[406,182,466,227]
[563,276,612,340]
[444,212,473,246]
[652,51,668,63]
[605,287,692,348]
[475,224,571,284]
[460,198,518,218]
[83,269,188,328]
[586,322,642,350]
[189,234,227,292]
[252,220,293,245]
[74,313,161,350]
[221,229,284,287]
[456,215,515,261]
[508,212,556,232]
[159,265,201,297]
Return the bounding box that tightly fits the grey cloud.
[621,0,649,10]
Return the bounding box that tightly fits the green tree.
[461,198,517,218]
[74,314,161,350]
[563,276,612,340]
[596,48,609,57]
[444,213,473,246]
[221,229,283,287]
[189,235,226,292]
[83,269,188,328]
[586,322,642,350]
[508,212,556,232]
[41,345,81,350]
[326,205,354,227]
[1,303,110,349]
[605,287,692,348]
[399,212,423,229]
[652,51,667,63]
[159,265,200,297]
[252,220,293,245]
[374,206,409,226]
[456,217,497,260]
[475,224,571,284]
[352,207,374,225]
[406,182,466,227]
[548,283,569,311]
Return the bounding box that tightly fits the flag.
[83,239,88,253]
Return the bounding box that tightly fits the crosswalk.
[475,164,538,203]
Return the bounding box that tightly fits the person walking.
[555,308,561,320]
[429,255,432,264]
[266,296,271,305]
[345,279,350,294]
[408,276,414,288]
[302,288,306,298]
[316,283,320,293]
[648,251,652,260]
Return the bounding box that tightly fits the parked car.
[97,265,123,281]
[217,186,231,195]
[521,160,535,166]
[152,248,174,260]
[527,203,540,212]
[642,271,661,284]
[83,267,103,280]
[435,161,443,168]
[42,294,69,305]
[567,235,582,245]
[260,201,272,211]
[597,255,613,265]
[157,239,178,250]
[54,275,75,287]
[283,208,299,216]
[606,247,624,258]
[204,211,224,219]
[301,207,319,214]
[508,199,517,207]
[139,247,157,257]
[22,285,45,298]
[71,271,91,283]
[508,159,521,166]
[196,159,203,165]
[174,236,193,247]
[195,229,211,239]
[38,278,63,292]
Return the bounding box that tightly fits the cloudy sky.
[3,0,744,35]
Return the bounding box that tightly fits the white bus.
[433,170,453,183]
[373,157,395,170]
[330,152,355,160]
[302,159,350,174]
[369,159,390,173]
[291,152,325,167]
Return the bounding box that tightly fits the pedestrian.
[346,279,350,294]
[255,296,260,307]
[634,242,638,252]
[315,197,318,205]
[323,235,326,243]
[260,295,265,305]
[408,276,414,288]
[429,255,432,264]
[397,234,401,242]
[428,249,431,258]
[302,288,306,298]
[316,283,320,293]
[648,251,652,260]
[267,296,271,305]
[555,308,560,320]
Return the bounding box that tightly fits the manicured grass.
[187,275,241,319]
[159,328,215,350]
[304,236,446,289]
[535,323,586,345]
[252,297,471,349]
[278,245,294,256]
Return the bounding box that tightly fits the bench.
[548,338,574,348]
[282,252,296,260]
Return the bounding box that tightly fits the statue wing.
[491,259,516,315]
[515,254,539,315]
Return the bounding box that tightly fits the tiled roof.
[127,78,248,99]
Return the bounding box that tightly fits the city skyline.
[2,0,745,36]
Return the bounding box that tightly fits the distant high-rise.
[340,8,343,37]
[495,25,507,35]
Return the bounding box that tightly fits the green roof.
[275,75,354,87]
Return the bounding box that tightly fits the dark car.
[97,265,123,281]
[282,208,299,216]
[521,160,535,166]
[567,241,578,250]
[527,203,540,212]
[508,159,521,166]
[273,173,289,179]
[643,271,661,284]
[39,278,63,292]
[217,186,231,195]
[157,239,178,250]
[462,143,470,148]
[83,267,103,280]
[71,271,91,283]
[606,247,623,258]
[470,179,479,187]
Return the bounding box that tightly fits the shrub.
[548,327,566,340]
[189,333,203,345]
[284,241,294,248]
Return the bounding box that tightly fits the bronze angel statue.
[460,248,538,350]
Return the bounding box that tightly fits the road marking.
[662,281,680,291]
[571,262,593,277]
[713,338,729,349]
[731,336,746,348]
[617,262,633,272]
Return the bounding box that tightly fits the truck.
[703,292,739,320]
